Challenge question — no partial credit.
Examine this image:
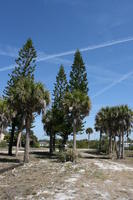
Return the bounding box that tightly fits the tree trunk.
[50,132,53,155]
[73,119,77,152]
[118,134,121,159]
[8,121,15,156]
[121,132,124,159]
[112,136,116,158]
[115,138,119,159]
[88,133,90,149]
[99,131,102,151]
[24,118,30,163]
[62,134,68,151]
[16,131,22,157]
[109,134,112,158]
[53,133,56,152]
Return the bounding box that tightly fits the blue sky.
[0,0,133,140]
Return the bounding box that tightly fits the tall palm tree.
[9,77,50,162]
[86,127,93,148]
[64,90,91,153]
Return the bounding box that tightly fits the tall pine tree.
[52,65,72,150]
[65,50,90,155]
[69,50,88,94]
[4,39,37,156]
[53,65,68,109]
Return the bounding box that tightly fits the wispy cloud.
[92,70,133,99]
[1,36,133,68]
[36,36,133,62]
[1,37,133,99]
[0,65,14,72]
[0,45,18,57]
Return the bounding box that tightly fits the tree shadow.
[30,151,58,160]
[0,157,20,163]
[80,155,110,159]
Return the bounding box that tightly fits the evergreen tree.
[5,38,36,96]
[53,65,68,109]
[52,65,72,150]
[64,50,90,157]
[69,50,88,95]
[4,39,37,156]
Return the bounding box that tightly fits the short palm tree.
[86,127,93,148]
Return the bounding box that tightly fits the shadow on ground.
[31,151,58,160]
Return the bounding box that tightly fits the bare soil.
[0,149,133,200]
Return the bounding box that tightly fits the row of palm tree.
[95,105,133,159]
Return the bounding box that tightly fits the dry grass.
[0,148,133,199]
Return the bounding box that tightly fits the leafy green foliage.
[69,50,88,95]
[57,149,78,162]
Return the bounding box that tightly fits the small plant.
[57,149,78,162]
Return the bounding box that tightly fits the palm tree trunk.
[62,134,68,151]
[121,132,124,159]
[99,131,102,151]
[88,133,90,149]
[8,121,15,156]
[53,133,56,152]
[73,118,77,152]
[50,132,53,155]
[115,138,119,159]
[24,118,30,163]
[16,131,22,157]
[118,134,121,159]
[109,134,112,158]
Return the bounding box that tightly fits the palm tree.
[9,77,50,162]
[64,90,91,153]
[95,105,133,159]
[86,127,93,148]
[42,109,56,155]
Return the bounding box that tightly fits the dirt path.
[0,152,133,200]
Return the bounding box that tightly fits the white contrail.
[0,65,14,72]
[1,36,133,72]
[38,36,133,62]
[92,70,133,99]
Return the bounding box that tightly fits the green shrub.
[57,149,78,162]
[0,140,7,148]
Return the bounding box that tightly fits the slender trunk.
[73,119,77,152]
[88,133,90,149]
[8,121,15,156]
[24,118,30,163]
[115,138,119,159]
[109,134,112,158]
[112,136,115,156]
[53,133,56,152]
[99,131,102,151]
[16,131,22,157]
[50,132,53,155]
[62,134,68,151]
[118,134,121,159]
[16,116,25,157]
[121,132,124,159]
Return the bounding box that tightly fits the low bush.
[57,149,78,162]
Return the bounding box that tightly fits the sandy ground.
[0,149,133,200]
